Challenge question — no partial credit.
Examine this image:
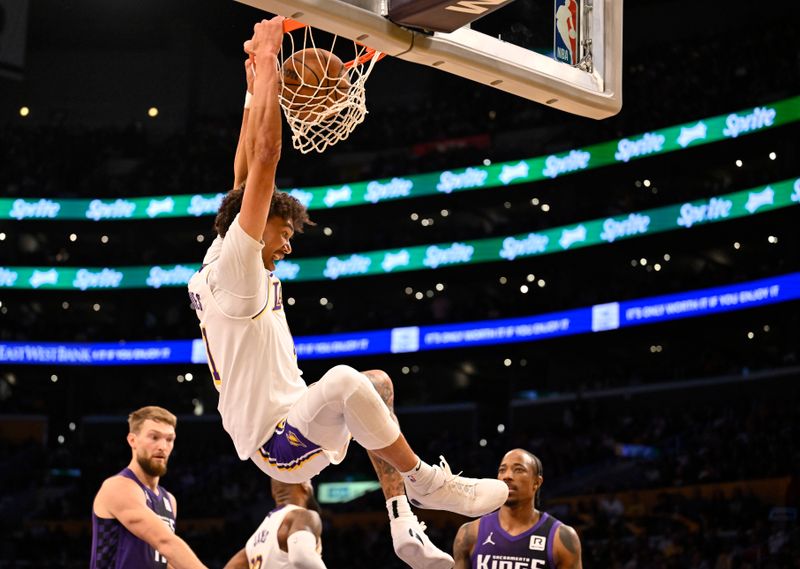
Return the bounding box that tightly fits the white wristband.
[244,91,253,109]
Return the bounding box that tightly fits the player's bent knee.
[324,364,369,398]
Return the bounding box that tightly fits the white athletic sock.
[387,495,413,520]
[400,459,437,493]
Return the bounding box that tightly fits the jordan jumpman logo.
[482,532,496,546]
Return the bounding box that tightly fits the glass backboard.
[235,0,622,119]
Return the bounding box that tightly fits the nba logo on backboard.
[554,0,580,65]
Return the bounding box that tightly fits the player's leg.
[361,370,454,569]
[359,370,406,498]
[287,364,508,518]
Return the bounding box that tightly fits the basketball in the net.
[281,48,350,121]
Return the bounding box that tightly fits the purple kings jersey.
[90,468,176,569]
[471,511,562,569]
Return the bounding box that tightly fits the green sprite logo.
[85,199,136,220]
[600,214,651,243]
[499,234,549,260]
[366,178,413,203]
[677,198,732,228]
[423,243,474,268]
[9,199,61,219]
[146,265,196,288]
[73,268,124,290]
[436,168,488,194]
[323,255,371,279]
[722,107,776,138]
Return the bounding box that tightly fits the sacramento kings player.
[453,449,583,569]
[90,406,207,569]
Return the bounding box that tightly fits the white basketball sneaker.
[390,514,454,569]
[404,456,508,518]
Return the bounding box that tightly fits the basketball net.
[279,20,383,154]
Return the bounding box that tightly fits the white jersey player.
[223,481,325,569]
[191,16,508,569]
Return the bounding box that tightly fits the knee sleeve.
[289,366,400,452]
[330,366,401,450]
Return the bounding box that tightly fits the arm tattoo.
[454,522,477,568]
[367,451,405,499]
[362,370,395,411]
[362,370,404,499]
[557,525,582,569]
[558,526,578,555]
[464,522,477,551]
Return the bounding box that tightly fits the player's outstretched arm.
[554,524,583,569]
[94,477,207,569]
[233,58,255,190]
[222,548,249,569]
[453,520,479,569]
[282,509,326,569]
[239,16,284,242]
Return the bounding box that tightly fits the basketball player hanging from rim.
[452,449,583,569]
[188,17,508,569]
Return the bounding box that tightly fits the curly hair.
[214,184,315,237]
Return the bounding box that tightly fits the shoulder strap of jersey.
[118,468,147,493]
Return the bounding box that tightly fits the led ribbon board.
[1,97,797,221]
[1,178,797,290]
[2,272,797,365]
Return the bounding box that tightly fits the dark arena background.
[1,0,799,567]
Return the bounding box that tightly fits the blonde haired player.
[90,406,208,569]
[188,16,507,569]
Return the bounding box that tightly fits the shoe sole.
[396,543,454,569]
[408,486,509,517]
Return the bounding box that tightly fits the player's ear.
[126,432,136,449]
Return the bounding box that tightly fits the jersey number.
[200,326,222,387]
[188,291,203,311]
[249,554,263,569]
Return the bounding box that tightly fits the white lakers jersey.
[188,215,307,460]
[246,505,311,569]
